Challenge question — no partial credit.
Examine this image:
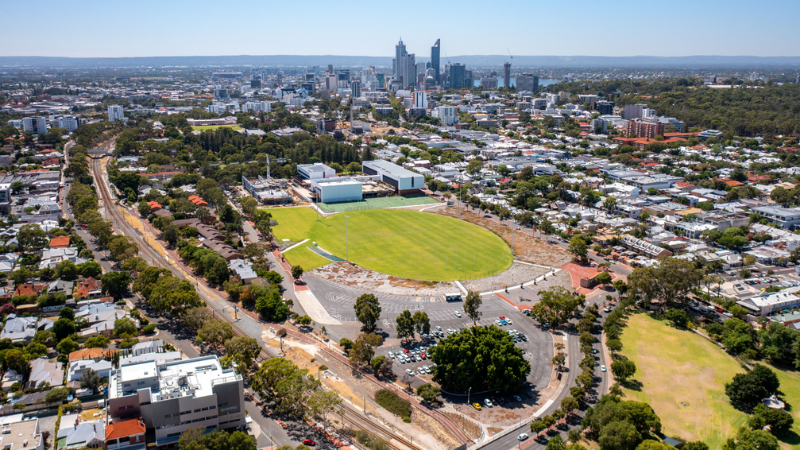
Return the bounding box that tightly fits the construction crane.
[507,49,513,60]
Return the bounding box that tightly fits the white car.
[601,365,607,372]
[484,399,493,408]
[506,319,513,325]
[406,369,414,375]
[436,326,443,331]
[495,320,503,325]
[388,352,394,358]
[454,311,462,317]
[518,433,528,441]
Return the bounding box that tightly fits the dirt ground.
[433,207,572,268]
[309,262,457,296]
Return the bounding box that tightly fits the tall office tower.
[351,81,361,98]
[431,39,440,83]
[413,91,427,109]
[450,64,466,89]
[516,73,539,92]
[305,73,315,82]
[328,64,334,73]
[376,73,385,89]
[108,105,125,121]
[503,62,511,88]
[395,39,407,79]
[402,53,416,88]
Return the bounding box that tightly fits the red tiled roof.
[76,277,102,298]
[49,235,70,248]
[106,419,146,441]
[724,180,744,187]
[13,283,46,298]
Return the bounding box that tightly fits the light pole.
[345,215,350,263]
[467,386,472,406]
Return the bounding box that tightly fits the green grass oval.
[308,209,512,281]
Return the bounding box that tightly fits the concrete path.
[295,290,342,325]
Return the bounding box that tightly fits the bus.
[443,293,462,302]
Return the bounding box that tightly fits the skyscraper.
[517,74,539,92]
[395,39,407,80]
[503,62,511,88]
[450,64,466,89]
[431,39,440,83]
[108,105,125,121]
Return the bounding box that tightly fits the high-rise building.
[431,39,440,83]
[376,73,385,89]
[50,115,79,133]
[516,74,539,92]
[594,100,615,115]
[623,104,648,120]
[413,91,427,109]
[394,40,417,88]
[626,119,666,139]
[480,77,498,89]
[395,39,407,80]
[351,81,361,98]
[503,62,511,88]
[22,116,47,135]
[450,64,466,89]
[328,64,334,73]
[108,105,126,122]
[213,88,229,100]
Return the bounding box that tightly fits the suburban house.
[75,277,103,299]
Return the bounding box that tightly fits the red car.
[403,348,410,355]
[303,438,316,446]
[499,315,506,320]
[420,352,427,359]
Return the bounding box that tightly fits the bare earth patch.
[433,206,572,267]
[309,261,457,296]
[462,263,548,292]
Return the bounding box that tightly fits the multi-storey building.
[22,116,48,134]
[108,356,246,447]
[108,105,126,122]
[626,119,666,139]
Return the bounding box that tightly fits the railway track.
[86,144,429,449]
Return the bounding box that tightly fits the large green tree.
[627,257,703,307]
[530,286,585,329]
[463,290,482,325]
[429,325,530,392]
[354,293,382,333]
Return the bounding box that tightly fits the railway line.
[85,140,433,449]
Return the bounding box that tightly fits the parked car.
[513,395,522,402]
[518,433,529,441]
[484,399,493,407]
[406,369,415,375]
[454,311,462,317]
[601,365,607,372]
[303,439,316,446]
[473,403,482,411]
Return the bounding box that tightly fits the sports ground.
[269,206,512,281]
[191,125,243,131]
[317,195,439,213]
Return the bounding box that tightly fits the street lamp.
[467,386,472,406]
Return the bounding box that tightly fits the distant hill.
[1,55,800,68]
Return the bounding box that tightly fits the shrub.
[374,389,411,420]
[143,324,156,334]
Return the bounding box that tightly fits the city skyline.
[3,0,799,58]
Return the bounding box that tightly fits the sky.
[4,0,799,58]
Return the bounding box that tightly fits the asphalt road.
[479,289,612,450]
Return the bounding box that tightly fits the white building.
[738,286,800,317]
[436,106,458,126]
[22,117,48,135]
[311,177,363,203]
[0,419,44,450]
[50,115,79,133]
[363,160,424,195]
[297,163,336,180]
[108,105,126,122]
[242,101,272,113]
[108,355,246,447]
[413,91,427,109]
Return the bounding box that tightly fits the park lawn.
[620,313,748,449]
[766,363,800,448]
[282,245,330,272]
[192,125,242,131]
[266,207,319,242]
[308,209,511,281]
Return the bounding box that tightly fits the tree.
[208,258,230,285]
[45,388,71,404]
[137,201,151,217]
[530,286,585,329]
[748,403,794,435]
[568,235,589,264]
[85,335,110,348]
[306,390,342,430]
[417,383,441,403]
[664,308,690,328]
[636,441,671,450]
[552,353,566,371]
[163,225,179,247]
[183,307,211,332]
[101,271,132,297]
[599,420,642,450]
[725,364,780,408]
[464,290,482,325]
[627,258,704,307]
[531,420,547,434]
[225,336,261,371]
[56,337,79,358]
[291,265,304,280]
[611,359,637,383]
[682,442,710,450]
[395,310,415,342]
[17,224,48,254]
[55,260,79,280]
[339,337,353,353]
[114,317,138,337]
[595,272,613,287]
[354,293,382,333]
[430,325,530,392]
[59,307,75,321]
[79,261,103,278]
[723,428,779,450]
[561,396,579,417]
[412,310,431,335]
[197,319,234,351]
[251,358,320,418]
[3,349,28,373]
[350,333,383,366]
[53,317,76,340]
[547,435,567,450]
[80,368,100,390]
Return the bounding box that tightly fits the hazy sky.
[5,0,799,57]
